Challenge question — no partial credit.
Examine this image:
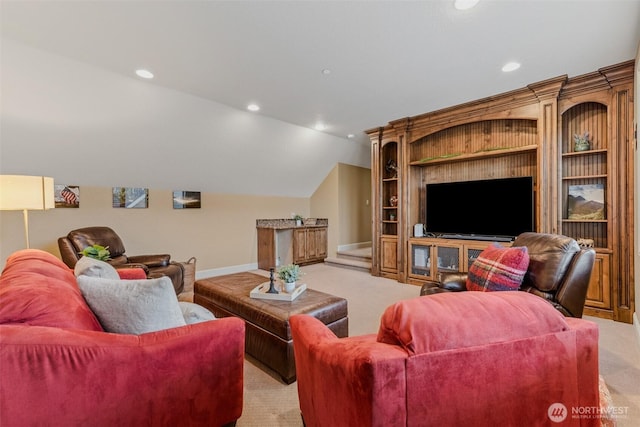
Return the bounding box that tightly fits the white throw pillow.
[74,256,120,280]
[179,302,216,324]
[77,275,186,334]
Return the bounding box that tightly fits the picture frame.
[567,184,605,220]
[173,191,201,209]
[54,185,80,208]
[112,187,149,208]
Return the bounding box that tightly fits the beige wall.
[310,163,372,258]
[0,168,373,272]
[0,187,308,273]
[310,167,340,258]
[338,163,372,246]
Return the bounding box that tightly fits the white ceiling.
[2,0,639,144]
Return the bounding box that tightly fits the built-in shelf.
[383,177,398,182]
[562,174,607,180]
[562,219,608,223]
[410,144,537,166]
[562,148,607,157]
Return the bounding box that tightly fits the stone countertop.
[256,218,328,229]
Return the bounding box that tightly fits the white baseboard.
[337,241,372,252]
[195,262,259,280]
[634,312,640,344]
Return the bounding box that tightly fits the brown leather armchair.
[58,226,184,294]
[420,232,596,317]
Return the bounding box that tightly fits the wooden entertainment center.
[367,60,635,323]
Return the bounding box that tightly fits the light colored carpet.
[233,263,639,426]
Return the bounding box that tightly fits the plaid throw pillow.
[466,244,529,292]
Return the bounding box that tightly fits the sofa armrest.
[0,318,245,426]
[57,236,80,268]
[555,248,596,317]
[127,254,171,267]
[420,273,468,296]
[290,315,408,427]
[437,272,468,291]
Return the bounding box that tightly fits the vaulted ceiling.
[2,0,639,144]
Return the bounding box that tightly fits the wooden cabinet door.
[585,252,611,310]
[293,229,307,264]
[380,237,397,273]
[315,227,327,259]
[306,229,318,259]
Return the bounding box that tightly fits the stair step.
[336,249,372,262]
[324,256,371,272]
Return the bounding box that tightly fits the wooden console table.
[257,218,328,270]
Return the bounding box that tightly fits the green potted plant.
[80,244,110,261]
[277,264,301,292]
[293,214,303,226]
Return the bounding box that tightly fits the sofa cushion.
[0,249,103,331]
[466,244,529,292]
[74,256,120,279]
[116,268,148,280]
[179,302,216,324]
[377,291,568,355]
[77,275,186,334]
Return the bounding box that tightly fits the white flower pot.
[284,281,296,293]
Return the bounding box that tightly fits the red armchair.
[291,291,600,427]
[0,249,244,427]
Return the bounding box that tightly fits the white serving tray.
[250,282,307,301]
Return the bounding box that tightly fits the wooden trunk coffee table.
[194,272,348,384]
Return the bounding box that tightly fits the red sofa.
[291,291,600,427]
[0,249,244,427]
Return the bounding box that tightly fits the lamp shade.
[0,175,55,211]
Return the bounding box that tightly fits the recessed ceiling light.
[135,69,154,79]
[347,134,355,139]
[314,122,327,131]
[501,61,521,72]
[247,103,260,112]
[321,69,331,75]
[454,0,479,10]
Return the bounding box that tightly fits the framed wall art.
[112,187,149,208]
[173,191,201,209]
[54,185,80,208]
[567,184,605,220]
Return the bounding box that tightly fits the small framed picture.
[173,191,201,209]
[54,185,80,208]
[567,184,605,220]
[112,187,149,208]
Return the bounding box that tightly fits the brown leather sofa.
[58,226,185,294]
[420,232,596,317]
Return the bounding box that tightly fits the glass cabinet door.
[411,244,432,278]
[434,245,460,273]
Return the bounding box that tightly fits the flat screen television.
[425,176,535,241]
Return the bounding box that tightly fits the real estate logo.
[547,402,629,422]
[548,403,567,423]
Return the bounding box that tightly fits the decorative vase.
[574,139,590,152]
[296,219,302,226]
[284,281,296,293]
[573,132,591,152]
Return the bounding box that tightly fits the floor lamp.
[0,175,55,249]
